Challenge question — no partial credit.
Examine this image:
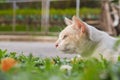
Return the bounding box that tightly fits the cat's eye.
[63,35,68,39]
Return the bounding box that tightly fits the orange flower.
[1,57,17,72]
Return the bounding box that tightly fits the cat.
[55,16,120,62]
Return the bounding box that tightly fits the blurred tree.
[100,0,120,36]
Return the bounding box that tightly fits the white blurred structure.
[76,0,80,17]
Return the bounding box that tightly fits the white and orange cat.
[55,16,120,62]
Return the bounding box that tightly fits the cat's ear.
[64,17,72,25]
[72,16,86,33]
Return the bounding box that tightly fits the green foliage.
[112,0,119,3]
[80,7,100,15]
[0,8,101,17]
[0,8,100,32]
[0,25,63,32]
[0,49,7,60]
[113,38,120,50]
[0,49,120,80]
[49,26,64,32]
[0,25,41,32]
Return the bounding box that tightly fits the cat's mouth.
[62,49,70,52]
[61,48,76,53]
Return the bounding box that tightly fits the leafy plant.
[0,49,120,80]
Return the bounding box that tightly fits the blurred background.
[0,0,119,58]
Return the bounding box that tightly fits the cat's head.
[55,16,90,54]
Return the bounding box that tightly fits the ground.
[0,41,76,58]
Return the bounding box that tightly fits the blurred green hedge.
[0,7,101,18]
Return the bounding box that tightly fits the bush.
[0,8,101,32]
[0,25,63,32]
[0,49,120,80]
[0,7,101,19]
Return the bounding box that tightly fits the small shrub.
[0,49,118,80]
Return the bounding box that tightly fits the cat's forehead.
[59,25,75,37]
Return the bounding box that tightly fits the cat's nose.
[55,43,59,48]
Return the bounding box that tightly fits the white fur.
[84,23,119,62]
[56,16,119,62]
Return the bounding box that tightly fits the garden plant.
[0,49,120,80]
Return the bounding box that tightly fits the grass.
[0,49,120,80]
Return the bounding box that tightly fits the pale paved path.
[0,41,76,58]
